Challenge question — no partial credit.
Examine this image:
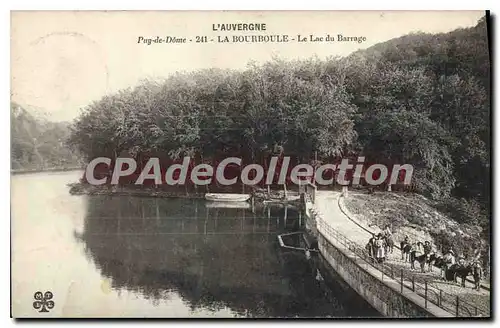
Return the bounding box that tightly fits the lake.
[11,170,378,318]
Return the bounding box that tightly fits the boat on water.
[204,193,251,202]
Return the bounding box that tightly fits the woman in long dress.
[374,234,386,263]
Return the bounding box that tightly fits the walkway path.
[315,190,372,245]
[313,190,490,316]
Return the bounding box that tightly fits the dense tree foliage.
[11,102,82,170]
[341,17,490,264]
[344,17,490,205]
[69,60,357,165]
[68,17,490,231]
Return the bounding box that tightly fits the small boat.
[204,193,251,202]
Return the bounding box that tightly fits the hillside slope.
[343,190,488,267]
[11,102,83,170]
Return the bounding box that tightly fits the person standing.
[366,233,376,259]
[401,235,410,261]
[383,225,394,254]
[423,241,432,255]
[422,241,432,271]
[472,260,483,291]
[374,233,386,263]
[442,249,456,280]
[410,241,424,270]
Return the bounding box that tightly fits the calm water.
[11,171,378,318]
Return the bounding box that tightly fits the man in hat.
[423,241,432,255]
[400,235,411,262]
[423,241,433,271]
[442,249,456,280]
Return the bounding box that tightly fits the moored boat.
[204,193,251,202]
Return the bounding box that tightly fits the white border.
[3,1,498,10]
[3,1,498,328]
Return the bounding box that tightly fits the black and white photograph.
[10,10,491,319]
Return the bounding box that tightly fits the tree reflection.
[78,196,377,317]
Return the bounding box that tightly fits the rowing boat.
[204,193,251,202]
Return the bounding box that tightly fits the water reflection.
[12,171,379,317]
[79,195,379,317]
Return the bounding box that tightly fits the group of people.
[434,248,484,290]
[400,236,434,271]
[400,235,484,290]
[365,225,394,264]
[364,228,484,290]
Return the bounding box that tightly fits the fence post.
[424,281,428,308]
[439,290,442,306]
[400,269,404,293]
[412,275,415,292]
[475,306,478,317]
[456,296,459,317]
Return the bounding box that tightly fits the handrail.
[337,194,490,292]
[311,211,489,317]
[304,190,315,204]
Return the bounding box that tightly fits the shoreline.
[68,182,303,205]
[11,167,84,175]
[68,183,206,199]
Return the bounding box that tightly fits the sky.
[11,11,485,122]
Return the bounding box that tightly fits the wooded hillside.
[11,102,82,170]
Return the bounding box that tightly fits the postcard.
[10,10,491,318]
